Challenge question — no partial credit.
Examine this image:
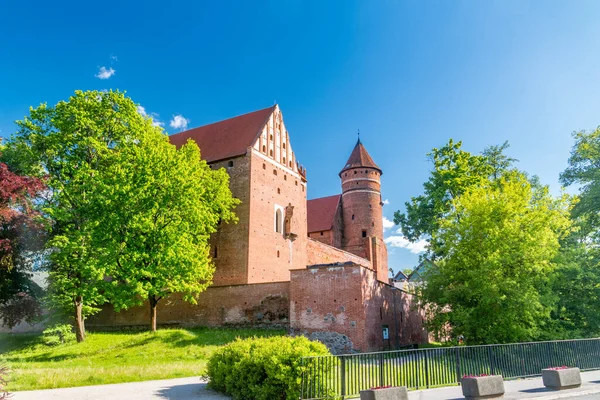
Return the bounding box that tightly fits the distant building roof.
[393,270,409,281]
[169,106,275,163]
[307,194,341,233]
[339,138,382,176]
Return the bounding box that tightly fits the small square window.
[362,230,367,238]
[228,161,234,167]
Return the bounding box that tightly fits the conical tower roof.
[339,138,382,176]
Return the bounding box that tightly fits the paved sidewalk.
[409,370,600,400]
[11,377,229,400]
[10,370,600,399]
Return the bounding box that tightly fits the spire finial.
[357,129,361,144]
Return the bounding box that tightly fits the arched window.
[275,209,282,233]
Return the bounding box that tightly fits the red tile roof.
[307,194,341,233]
[169,106,275,162]
[339,138,381,176]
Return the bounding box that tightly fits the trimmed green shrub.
[206,335,333,400]
[43,324,76,346]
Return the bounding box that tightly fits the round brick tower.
[339,138,383,259]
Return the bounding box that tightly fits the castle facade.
[91,105,427,352]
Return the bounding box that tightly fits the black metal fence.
[299,337,600,399]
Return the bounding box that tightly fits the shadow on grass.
[0,333,43,354]
[156,382,229,399]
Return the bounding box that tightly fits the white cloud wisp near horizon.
[137,105,164,127]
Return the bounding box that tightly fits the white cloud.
[110,54,118,61]
[384,236,429,254]
[96,66,115,79]
[170,114,190,130]
[382,199,390,205]
[137,105,164,127]
[383,217,395,230]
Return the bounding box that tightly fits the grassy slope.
[0,327,285,391]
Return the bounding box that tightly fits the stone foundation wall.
[88,281,290,329]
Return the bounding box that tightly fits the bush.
[43,324,76,346]
[206,335,333,400]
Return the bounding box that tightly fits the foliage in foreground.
[421,173,572,344]
[207,336,332,400]
[0,328,285,391]
[42,324,76,346]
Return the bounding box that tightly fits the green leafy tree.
[394,139,516,258]
[92,131,239,332]
[3,90,150,341]
[552,127,600,338]
[420,173,572,344]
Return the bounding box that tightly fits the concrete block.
[360,386,408,400]
[461,375,505,399]
[542,367,581,389]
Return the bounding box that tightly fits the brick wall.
[208,155,251,286]
[88,281,290,328]
[290,263,428,353]
[306,238,371,268]
[247,150,307,284]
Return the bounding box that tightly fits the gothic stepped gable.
[169,105,305,178]
[339,138,382,176]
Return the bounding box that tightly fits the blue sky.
[1,0,600,273]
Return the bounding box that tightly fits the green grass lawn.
[0,327,285,391]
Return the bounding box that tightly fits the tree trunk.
[74,296,86,342]
[149,295,159,332]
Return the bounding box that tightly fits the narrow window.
[283,143,286,149]
[302,186,304,192]
[284,175,287,181]
[262,145,266,152]
[352,214,355,220]
[365,170,368,173]
[228,161,234,167]
[277,250,280,258]
[372,222,375,227]
[263,163,266,170]
[283,157,286,164]
[275,209,282,233]
[362,230,367,238]
[273,169,277,176]
[213,246,218,258]
[289,161,292,167]
[270,134,273,140]
[354,171,357,174]
[369,204,372,209]
[380,307,383,320]
[320,231,324,236]
[295,181,298,186]
[277,188,281,194]
[270,150,273,157]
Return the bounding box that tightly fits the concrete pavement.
[10,370,600,399]
[11,377,229,400]
[408,370,600,400]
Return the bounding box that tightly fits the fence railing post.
[455,347,462,385]
[340,356,346,400]
[424,350,430,388]
[379,353,385,388]
[488,346,495,375]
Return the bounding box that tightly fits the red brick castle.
[91,105,427,352]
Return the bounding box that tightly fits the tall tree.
[420,173,572,343]
[93,132,239,331]
[0,162,46,328]
[552,127,600,338]
[394,139,517,258]
[2,90,148,341]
